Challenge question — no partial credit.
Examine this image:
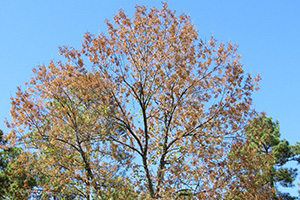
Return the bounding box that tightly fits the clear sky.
[1,0,300,196]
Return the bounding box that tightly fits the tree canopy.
[0,129,38,199]
[5,3,287,199]
[245,114,300,199]
[225,114,300,199]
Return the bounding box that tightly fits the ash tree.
[6,3,264,199]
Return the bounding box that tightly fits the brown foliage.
[6,3,264,199]
[224,137,276,199]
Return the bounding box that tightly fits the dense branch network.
[5,3,266,199]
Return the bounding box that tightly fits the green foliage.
[0,129,37,199]
[245,114,299,199]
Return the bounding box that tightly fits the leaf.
[5,2,268,199]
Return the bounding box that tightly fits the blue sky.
[1,0,300,196]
